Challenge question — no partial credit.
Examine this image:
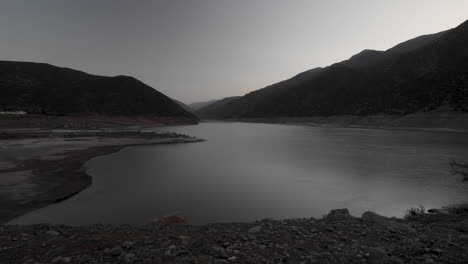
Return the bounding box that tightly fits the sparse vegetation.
[404,204,426,219]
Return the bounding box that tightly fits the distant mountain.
[195,96,241,117]
[172,99,194,112]
[198,20,468,119]
[0,61,197,123]
[189,100,217,110]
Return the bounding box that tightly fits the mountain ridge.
[196,20,468,120]
[189,100,217,110]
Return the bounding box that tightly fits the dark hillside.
[0,61,197,123]
[198,21,467,119]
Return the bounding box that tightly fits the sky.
[1,1,467,103]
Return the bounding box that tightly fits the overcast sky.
[1,1,467,103]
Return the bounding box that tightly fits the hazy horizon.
[1,0,468,103]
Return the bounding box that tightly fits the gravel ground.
[1,208,468,264]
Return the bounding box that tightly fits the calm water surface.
[11,122,468,224]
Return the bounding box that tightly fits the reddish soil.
[0,113,197,129]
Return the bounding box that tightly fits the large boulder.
[151,212,188,225]
[362,211,416,234]
[325,208,352,221]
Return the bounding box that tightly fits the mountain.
[189,100,217,110]
[196,96,241,117]
[198,20,468,119]
[386,30,449,54]
[172,99,194,112]
[0,61,197,123]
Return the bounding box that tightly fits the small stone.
[248,225,262,233]
[46,230,60,236]
[52,257,62,263]
[228,256,237,261]
[368,247,387,264]
[124,253,136,263]
[212,245,225,253]
[122,241,135,249]
[50,256,70,264]
[47,246,65,257]
[110,246,123,256]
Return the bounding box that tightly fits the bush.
[404,205,426,219]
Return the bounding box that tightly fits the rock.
[122,241,135,249]
[427,208,449,214]
[455,220,468,233]
[110,246,123,256]
[52,257,63,263]
[362,211,416,234]
[151,212,188,225]
[47,246,65,257]
[248,225,262,234]
[368,247,387,264]
[46,230,60,236]
[50,256,71,264]
[211,245,228,258]
[325,209,352,220]
[124,253,136,263]
[164,245,177,257]
[212,245,225,254]
[361,211,388,225]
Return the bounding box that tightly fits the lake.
[11,122,468,225]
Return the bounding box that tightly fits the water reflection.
[11,123,468,225]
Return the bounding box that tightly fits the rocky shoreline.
[1,208,468,264]
[0,130,204,224]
